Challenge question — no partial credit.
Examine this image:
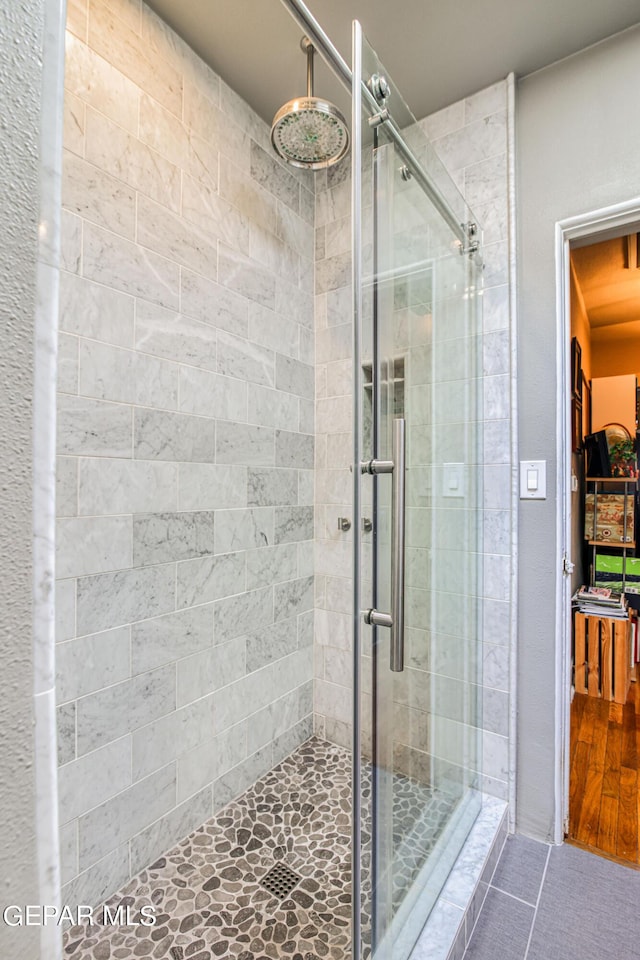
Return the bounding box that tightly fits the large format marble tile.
[250,141,300,212]
[177,463,247,511]
[247,384,299,430]
[59,271,135,347]
[213,507,274,555]
[132,510,215,565]
[277,202,315,262]
[219,154,276,233]
[316,250,351,295]
[88,0,182,116]
[55,579,76,643]
[78,457,178,516]
[83,222,180,310]
[211,652,307,735]
[56,456,78,517]
[60,208,82,274]
[62,151,135,240]
[246,542,298,590]
[274,505,314,543]
[57,702,77,766]
[218,243,277,310]
[275,276,314,328]
[61,845,130,921]
[130,786,212,877]
[78,339,179,409]
[250,222,300,283]
[76,663,176,756]
[76,563,176,635]
[180,267,249,338]
[59,821,78,886]
[176,551,246,609]
[245,616,298,672]
[57,395,132,458]
[176,726,244,804]
[213,585,274,644]
[176,636,246,706]
[136,193,218,281]
[131,605,214,675]
[248,467,298,507]
[247,688,301,755]
[274,575,314,622]
[56,627,131,705]
[183,173,251,255]
[131,694,216,781]
[58,735,131,825]
[216,420,275,466]
[275,352,314,399]
[85,107,181,212]
[78,763,176,872]
[217,329,276,387]
[138,92,218,190]
[65,32,139,134]
[56,515,132,579]
[134,408,216,463]
[276,429,314,469]
[248,302,299,360]
[184,84,250,173]
[135,300,217,371]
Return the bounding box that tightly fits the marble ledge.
[410,794,508,960]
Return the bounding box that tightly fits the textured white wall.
[517,24,640,840]
[0,0,62,957]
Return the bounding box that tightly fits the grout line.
[487,884,539,910]
[523,844,551,960]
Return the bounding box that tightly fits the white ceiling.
[145,0,640,125]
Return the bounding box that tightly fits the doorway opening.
[566,223,640,866]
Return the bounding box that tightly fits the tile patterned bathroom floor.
[463,834,640,960]
[63,737,458,960]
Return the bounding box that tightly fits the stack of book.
[572,585,628,619]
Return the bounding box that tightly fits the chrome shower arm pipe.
[279,0,352,92]
[278,0,467,245]
[306,40,314,97]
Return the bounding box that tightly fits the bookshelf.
[585,477,637,590]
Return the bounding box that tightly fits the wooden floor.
[569,672,640,866]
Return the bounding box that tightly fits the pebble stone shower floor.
[63,737,457,960]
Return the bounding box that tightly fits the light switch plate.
[443,462,464,498]
[520,460,546,499]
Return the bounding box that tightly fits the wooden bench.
[574,612,631,704]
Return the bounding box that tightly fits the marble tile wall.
[313,158,357,751]
[420,80,512,800]
[57,0,315,908]
[313,80,513,801]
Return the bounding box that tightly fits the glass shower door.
[352,23,484,960]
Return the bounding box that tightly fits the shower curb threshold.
[409,794,508,960]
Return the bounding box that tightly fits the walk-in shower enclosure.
[55,2,484,958]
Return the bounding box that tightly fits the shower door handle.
[390,418,406,672]
[364,417,406,672]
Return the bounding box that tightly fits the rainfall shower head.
[271,36,349,170]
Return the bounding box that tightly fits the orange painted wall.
[591,335,640,380]
[570,258,592,384]
[591,373,637,434]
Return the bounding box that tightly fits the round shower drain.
[260,862,301,899]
